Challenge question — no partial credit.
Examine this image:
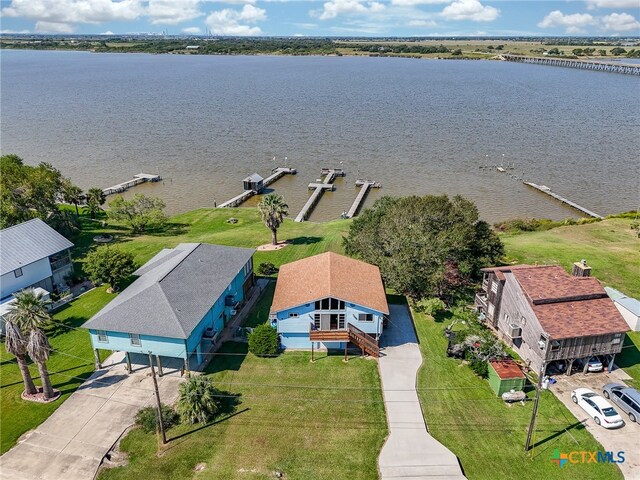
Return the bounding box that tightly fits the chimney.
[572,260,592,277]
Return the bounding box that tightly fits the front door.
[330,314,338,330]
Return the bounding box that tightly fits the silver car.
[603,383,640,423]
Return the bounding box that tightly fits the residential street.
[0,353,183,480]
[550,369,640,479]
[378,304,467,480]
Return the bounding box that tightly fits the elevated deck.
[524,182,604,219]
[103,173,162,196]
[295,168,345,222]
[219,167,296,208]
[309,323,379,357]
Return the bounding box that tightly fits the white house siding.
[0,257,53,300]
[613,303,640,331]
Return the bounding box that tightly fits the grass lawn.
[414,310,624,480]
[98,286,386,480]
[0,286,116,453]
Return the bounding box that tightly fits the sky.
[0,0,639,37]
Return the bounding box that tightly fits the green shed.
[488,360,526,396]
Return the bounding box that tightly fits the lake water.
[1,50,638,223]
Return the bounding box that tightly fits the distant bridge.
[500,54,640,76]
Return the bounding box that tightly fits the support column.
[311,341,315,363]
[156,355,163,377]
[566,359,575,376]
[608,354,616,373]
[344,341,348,362]
[583,358,589,374]
[125,352,133,374]
[183,357,189,377]
[93,349,102,369]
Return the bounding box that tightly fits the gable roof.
[502,265,629,340]
[82,243,254,339]
[606,287,640,317]
[243,173,264,183]
[270,252,389,315]
[0,219,74,275]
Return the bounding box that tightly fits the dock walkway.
[344,180,380,219]
[103,173,161,196]
[219,167,296,208]
[294,169,344,223]
[524,182,603,219]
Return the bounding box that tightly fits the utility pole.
[148,352,167,446]
[525,361,547,452]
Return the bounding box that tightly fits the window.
[358,313,373,322]
[521,316,527,327]
[490,281,498,294]
[129,333,141,346]
[314,298,345,311]
[338,314,345,329]
[313,314,321,330]
[14,268,23,278]
[97,330,108,343]
[289,313,299,318]
[550,341,560,351]
[504,314,510,324]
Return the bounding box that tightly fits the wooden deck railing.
[348,324,380,357]
[309,330,349,341]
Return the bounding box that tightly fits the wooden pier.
[219,167,296,208]
[524,182,604,219]
[501,54,640,76]
[295,168,345,223]
[344,180,381,219]
[103,173,162,196]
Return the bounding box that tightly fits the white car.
[571,388,624,429]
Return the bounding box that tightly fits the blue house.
[83,243,254,372]
[270,252,388,357]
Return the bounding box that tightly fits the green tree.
[61,179,83,217]
[257,193,288,245]
[108,193,167,233]
[46,209,80,239]
[0,154,69,228]
[572,48,584,56]
[451,49,463,56]
[85,187,107,219]
[176,376,224,424]
[344,195,504,301]
[611,47,626,56]
[248,323,279,356]
[598,49,607,56]
[83,247,136,292]
[3,319,37,396]
[7,289,55,400]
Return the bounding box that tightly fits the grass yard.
[414,310,624,480]
[0,287,115,453]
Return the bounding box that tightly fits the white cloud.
[601,12,640,31]
[537,10,597,34]
[147,0,202,25]
[407,19,438,27]
[0,29,31,33]
[2,0,144,24]
[182,26,202,34]
[441,0,500,22]
[205,4,266,35]
[313,0,386,21]
[35,21,75,33]
[585,0,639,9]
[391,0,449,5]
[101,30,114,34]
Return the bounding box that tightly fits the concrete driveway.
[378,304,466,480]
[549,368,639,479]
[0,352,183,480]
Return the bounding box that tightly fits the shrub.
[248,323,279,356]
[177,376,224,424]
[415,298,446,316]
[135,404,179,433]
[469,359,489,378]
[257,262,278,276]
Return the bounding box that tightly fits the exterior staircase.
[309,324,380,357]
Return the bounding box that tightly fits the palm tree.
[61,179,84,217]
[257,193,288,245]
[85,187,107,219]
[176,376,222,424]
[8,289,55,400]
[3,320,37,396]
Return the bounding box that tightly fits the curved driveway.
[378,304,466,480]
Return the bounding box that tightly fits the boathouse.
[243,173,264,193]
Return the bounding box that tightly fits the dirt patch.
[256,241,290,251]
[21,387,61,403]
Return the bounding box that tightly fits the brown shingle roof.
[482,265,532,282]
[511,265,607,304]
[532,298,629,340]
[270,252,389,315]
[490,360,525,379]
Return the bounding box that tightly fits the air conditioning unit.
[508,323,522,339]
[538,340,546,350]
[230,309,238,316]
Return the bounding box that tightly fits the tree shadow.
[204,342,248,374]
[288,236,323,245]
[144,221,189,237]
[529,421,586,455]
[386,293,407,305]
[616,334,639,370]
[433,310,454,324]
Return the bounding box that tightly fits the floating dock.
[524,182,604,219]
[344,179,381,219]
[219,167,296,208]
[103,173,162,196]
[295,168,345,223]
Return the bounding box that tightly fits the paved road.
[550,369,640,479]
[0,353,183,480]
[378,304,466,480]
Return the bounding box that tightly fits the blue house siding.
[91,259,253,361]
[274,298,385,351]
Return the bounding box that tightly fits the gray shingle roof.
[243,173,264,183]
[82,243,254,339]
[0,219,74,276]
